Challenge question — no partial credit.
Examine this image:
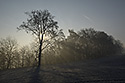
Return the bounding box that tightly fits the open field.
[0,55,125,83]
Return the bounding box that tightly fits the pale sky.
[0,0,125,46]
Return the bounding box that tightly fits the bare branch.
[17,10,64,66]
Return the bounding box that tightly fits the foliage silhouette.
[43,28,124,64]
[0,28,124,70]
[17,10,64,67]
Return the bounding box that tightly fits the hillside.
[0,55,125,83]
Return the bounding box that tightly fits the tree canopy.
[0,28,124,70]
[0,10,124,70]
[17,10,64,67]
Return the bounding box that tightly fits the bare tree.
[0,37,18,69]
[17,10,64,67]
[19,45,35,67]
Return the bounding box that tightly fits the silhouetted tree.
[17,10,64,67]
[57,28,124,61]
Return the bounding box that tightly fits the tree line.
[42,28,124,64]
[0,28,124,70]
[0,10,124,70]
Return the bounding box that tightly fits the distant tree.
[0,52,6,69]
[19,46,29,67]
[113,40,124,54]
[0,37,18,69]
[19,45,36,67]
[58,28,124,61]
[17,10,64,67]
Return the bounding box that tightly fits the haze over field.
[0,1,125,82]
[0,55,125,83]
[0,0,125,46]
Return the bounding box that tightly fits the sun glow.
[40,33,42,40]
[43,35,49,40]
[40,33,49,41]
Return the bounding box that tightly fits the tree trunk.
[38,34,43,67]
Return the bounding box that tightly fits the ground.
[0,55,125,83]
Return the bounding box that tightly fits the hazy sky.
[0,0,125,46]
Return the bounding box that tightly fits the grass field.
[0,55,125,83]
